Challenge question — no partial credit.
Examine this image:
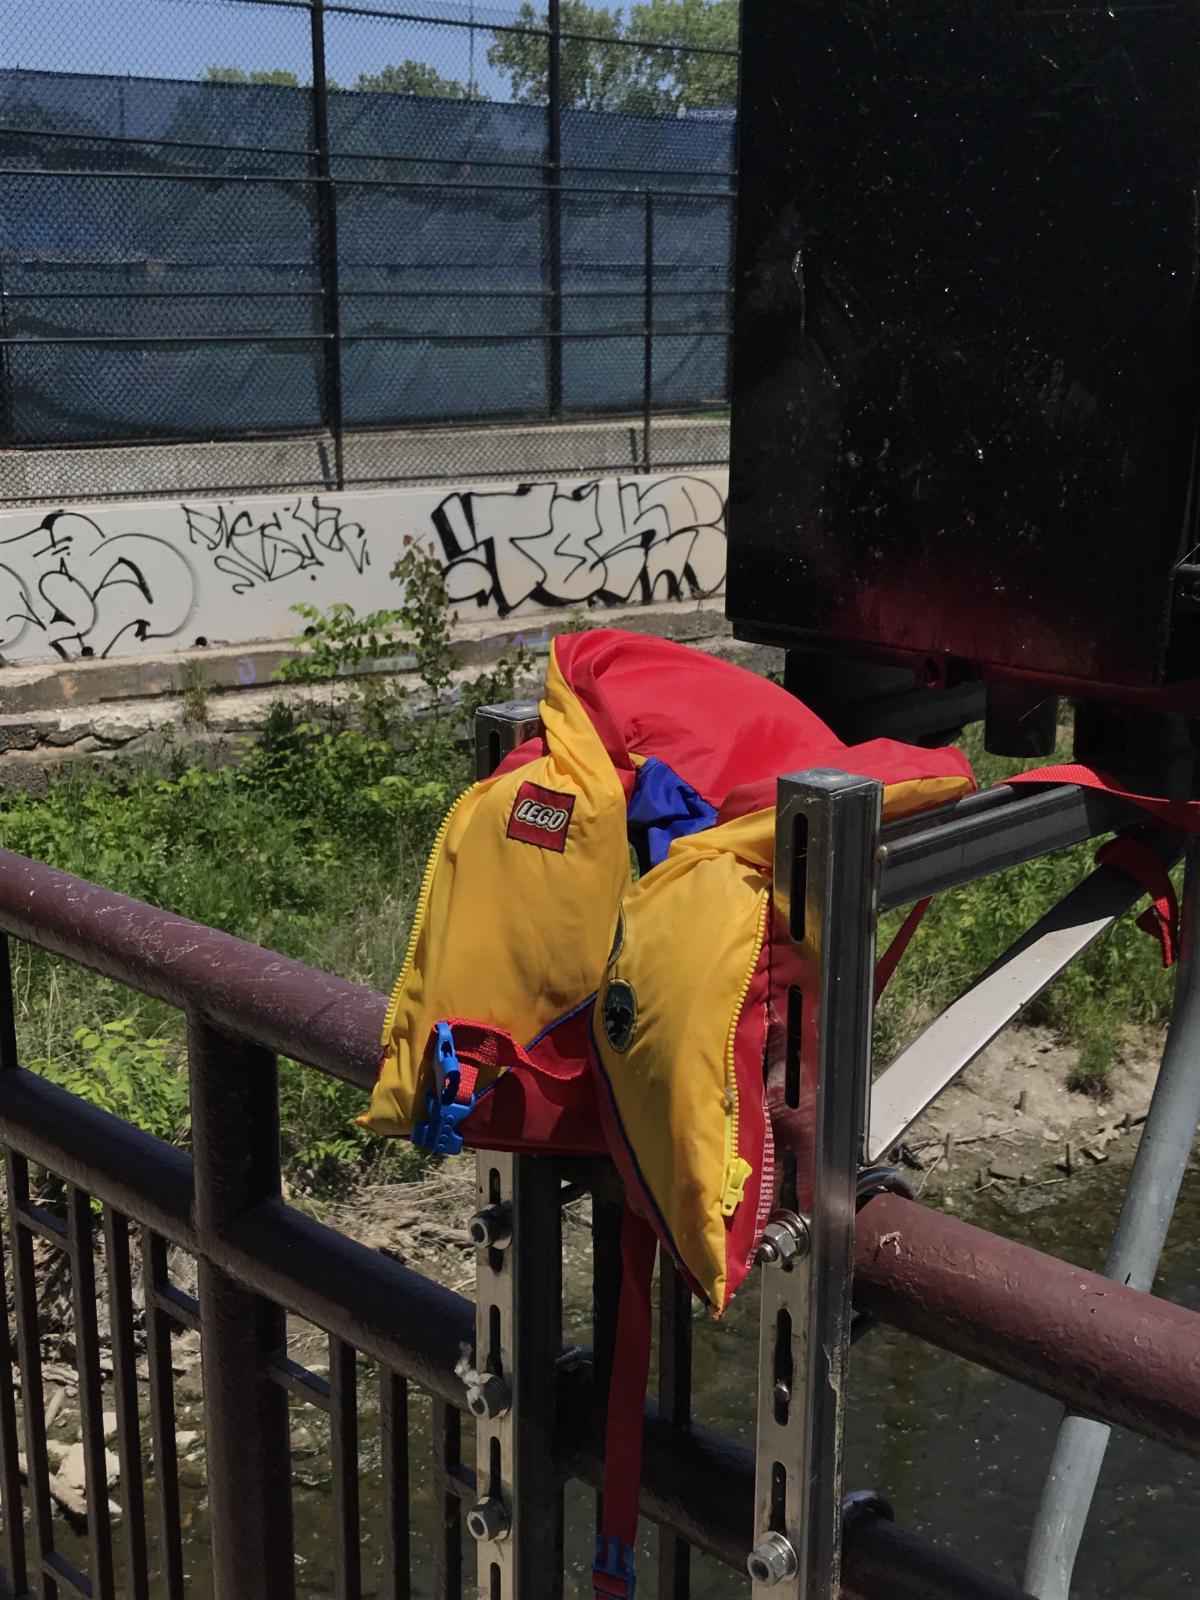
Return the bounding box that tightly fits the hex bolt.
[469,1202,513,1250]
[754,1211,811,1269]
[464,1372,511,1420]
[746,1532,798,1585]
[468,1497,511,1543]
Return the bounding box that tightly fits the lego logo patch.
[506,782,575,852]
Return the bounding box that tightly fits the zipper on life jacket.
[380,784,478,1050]
[720,892,769,1217]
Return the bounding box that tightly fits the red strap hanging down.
[874,896,932,1000]
[593,1206,658,1600]
[1095,837,1181,968]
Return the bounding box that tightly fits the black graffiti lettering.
[0,511,194,661]
[432,475,726,618]
[183,496,368,594]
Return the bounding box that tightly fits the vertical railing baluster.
[0,1190,27,1598]
[0,937,27,1598]
[642,188,655,474]
[104,1209,150,1600]
[141,1231,183,1600]
[68,1186,115,1600]
[657,1254,693,1598]
[7,1153,58,1600]
[188,1019,294,1600]
[330,1338,361,1600]
[431,1400,462,1600]
[590,1189,623,1539]
[380,1368,410,1600]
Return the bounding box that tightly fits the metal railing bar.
[6,1153,59,1599]
[0,1208,27,1597]
[141,1230,185,1600]
[0,166,736,199]
[0,1073,195,1249]
[43,1547,93,1597]
[13,1198,69,1247]
[432,1399,464,1600]
[1,121,736,181]
[0,851,381,1087]
[2,286,726,303]
[1,326,729,346]
[67,1186,116,1600]
[102,1209,151,1600]
[270,1352,334,1410]
[330,1338,363,1600]
[380,1369,412,1600]
[147,1280,201,1334]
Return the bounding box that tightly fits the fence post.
[546,0,564,418]
[642,189,654,473]
[310,0,345,489]
[190,1019,295,1600]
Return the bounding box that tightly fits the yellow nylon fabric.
[361,639,630,1136]
[593,772,972,1310]
[596,816,771,1311]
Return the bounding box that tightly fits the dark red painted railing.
[0,848,1193,1597]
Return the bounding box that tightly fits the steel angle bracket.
[750,771,883,1599]
[467,703,563,1600]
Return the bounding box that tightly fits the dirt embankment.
[894,1024,1165,1208]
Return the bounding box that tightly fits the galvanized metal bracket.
[468,702,564,1600]
[751,770,882,1599]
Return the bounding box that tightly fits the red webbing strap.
[439,1017,585,1083]
[1006,762,1200,833]
[874,896,932,1000]
[1095,837,1181,967]
[593,1206,657,1600]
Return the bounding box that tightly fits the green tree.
[487,0,737,113]
[204,66,302,87]
[353,61,468,98]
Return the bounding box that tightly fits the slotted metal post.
[467,703,565,1600]
[750,771,882,1599]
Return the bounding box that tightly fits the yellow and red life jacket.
[361,629,977,1596]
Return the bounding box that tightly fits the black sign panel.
[728,0,1200,701]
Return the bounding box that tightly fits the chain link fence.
[0,0,736,503]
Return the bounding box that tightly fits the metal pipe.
[0,850,384,1087]
[1024,839,1200,1598]
[878,784,1137,910]
[853,1191,1200,1458]
[868,828,1185,1161]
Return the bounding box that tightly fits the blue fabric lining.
[627,757,716,869]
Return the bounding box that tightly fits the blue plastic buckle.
[411,1022,475,1156]
[593,1534,636,1599]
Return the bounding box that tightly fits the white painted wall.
[0,472,728,665]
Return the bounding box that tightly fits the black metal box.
[727,0,1200,705]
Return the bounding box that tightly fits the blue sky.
[3,0,515,98]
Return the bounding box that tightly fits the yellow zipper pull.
[720,1156,753,1217]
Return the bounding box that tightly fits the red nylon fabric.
[1007,762,1200,832]
[1095,838,1181,968]
[551,631,975,817]
[875,898,933,1001]
[593,1206,658,1600]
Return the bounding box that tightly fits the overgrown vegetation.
[0,575,1170,1183]
[0,542,530,1193]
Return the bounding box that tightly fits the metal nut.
[754,1211,811,1269]
[747,1532,798,1585]
[469,1203,513,1250]
[467,1497,511,1542]
[464,1371,511,1420]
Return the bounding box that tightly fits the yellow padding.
[361,641,630,1136]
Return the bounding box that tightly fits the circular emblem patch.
[602,979,637,1053]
